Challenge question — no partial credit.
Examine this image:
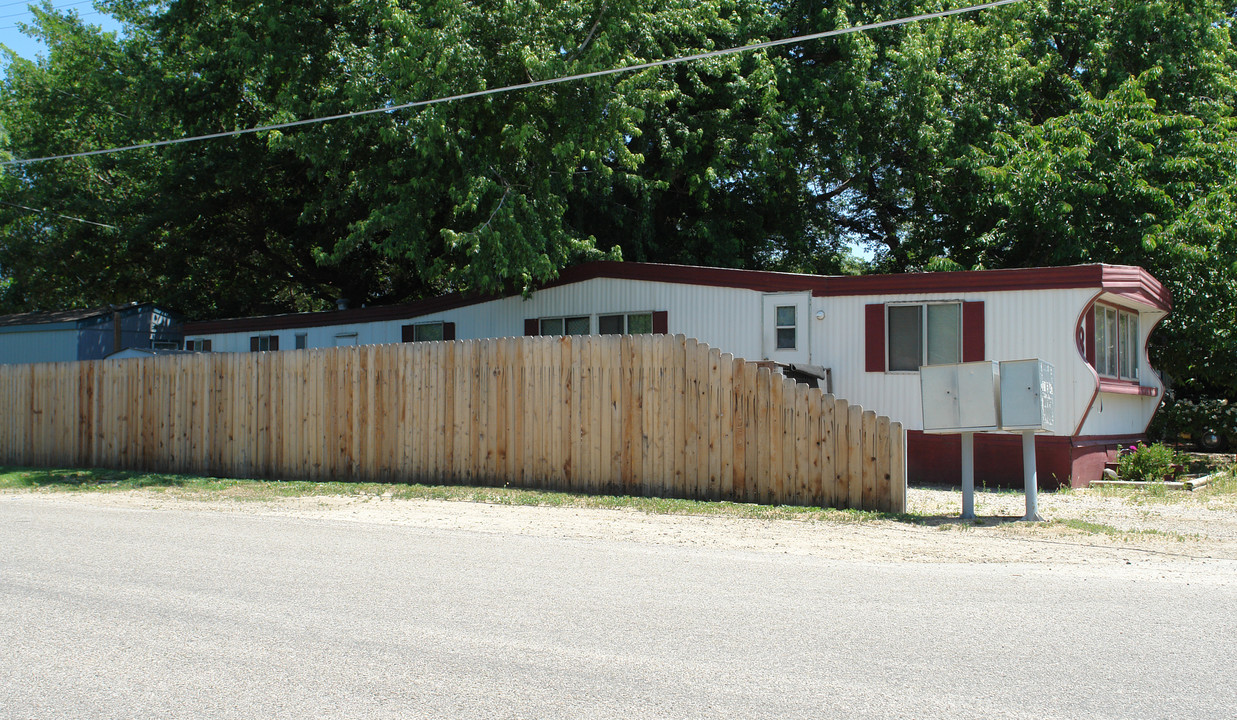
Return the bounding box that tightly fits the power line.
[0,0,96,12]
[0,1,93,21]
[0,9,101,29]
[1,0,1023,167]
[0,199,118,228]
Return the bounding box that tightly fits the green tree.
[0,3,160,312]
[953,0,1237,396]
[4,1,814,314]
[777,0,1237,395]
[3,0,1235,399]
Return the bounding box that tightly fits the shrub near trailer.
[1116,443,1185,483]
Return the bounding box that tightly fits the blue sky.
[1,2,123,64]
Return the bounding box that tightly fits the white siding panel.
[446,278,765,356]
[0,328,79,364]
[189,278,767,360]
[1080,393,1160,436]
[816,288,1098,433]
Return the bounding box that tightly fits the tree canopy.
[2,0,1234,396]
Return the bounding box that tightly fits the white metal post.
[1021,429,1043,521]
[960,431,975,520]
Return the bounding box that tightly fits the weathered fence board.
[0,334,906,511]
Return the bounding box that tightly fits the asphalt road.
[1,497,1234,719]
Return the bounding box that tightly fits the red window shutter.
[269,335,279,352]
[442,322,456,341]
[652,311,668,334]
[202,339,212,352]
[962,301,984,362]
[401,325,415,342]
[524,319,540,336]
[250,336,260,352]
[864,304,885,373]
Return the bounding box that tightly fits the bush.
[1148,397,1237,451]
[1116,443,1184,482]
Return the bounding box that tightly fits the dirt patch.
[6,478,1235,569]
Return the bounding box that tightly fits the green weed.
[1052,517,1190,542]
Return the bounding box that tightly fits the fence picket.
[848,404,865,510]
[834,398,850,509]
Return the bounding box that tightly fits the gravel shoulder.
[5,476,1236,569]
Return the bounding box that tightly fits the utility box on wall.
[999,359,1055,432]
[920,361,1001,433]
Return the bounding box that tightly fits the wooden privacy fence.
[0,334,906,511]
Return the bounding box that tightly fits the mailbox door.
[921,361,999,432]
[1000,359,1052,430]
[921,365,962,431]
[956,363,1000,430]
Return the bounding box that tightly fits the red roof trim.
[552,261,1170,310]
[1097,265,1172,311]
[183,292,500,334]
[183,261,1170,334]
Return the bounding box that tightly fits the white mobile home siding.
[189,278,775,361]
[184,264,1170,443]
[187,281,1111,437]
[816,287,1099,434]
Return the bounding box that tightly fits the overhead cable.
[0,199,118,228]
[1,0,1023,167]
[0,1,94,21]
[1,9,102,29]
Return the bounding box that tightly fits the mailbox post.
[999,360,1055,522]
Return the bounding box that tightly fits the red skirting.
[907,431,1142,489]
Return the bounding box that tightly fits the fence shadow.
[0,466,190,490]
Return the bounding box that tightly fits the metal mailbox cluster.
[920,359,1054,435]
[920,359,1056,520]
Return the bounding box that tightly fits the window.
[1120,311,1139,380]
[333,333,357,347]
[249,335,278,352]
[294,333,307,350]
[185,339,212,352]
[887,302,961,371]
[526,312,665,337]
[775,306,796,350]
[1094,305,1139,381]
[403,322,444,342]
[538,316,590,336]
[401,322,455,342]
[598,312,654,335]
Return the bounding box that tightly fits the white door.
[761,293,811,364]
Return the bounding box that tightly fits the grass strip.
[1051,518,1192,542]
[0,466,890,524]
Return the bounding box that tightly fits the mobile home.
[183,262,1170,487]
